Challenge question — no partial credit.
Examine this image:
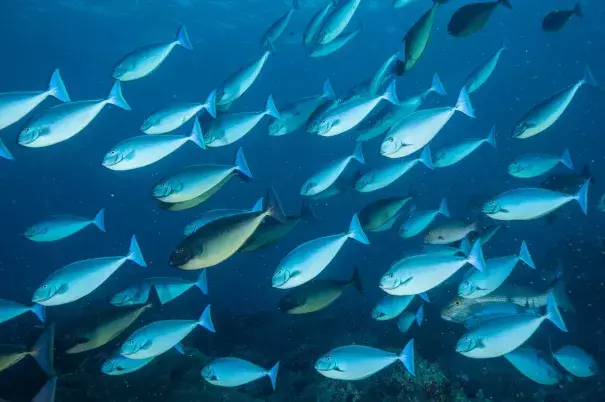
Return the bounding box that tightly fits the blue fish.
[24,208,106,242]
[202,358,280,390]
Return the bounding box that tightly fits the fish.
[309,170,360,201]
[305,98,341,134]
[553,345,598,377]
[301,143,365,196]
[508,149,574,179]
[120,305,215,359]
[455,294,567,358]
[277,266,363,314]
[372,295,414,320]
[185,198,263,237]
[32,235,146,306]
[203,358,280,390]
[458,241,536,299]
[315,340,415,380]
[111,270,208,307]
[157,176,232,212]
[152,147,252,204]
[316,0,362,45]
[241,202,316,252]
[0,325,54,375]
[464,40,508,94]
[102,354,155,375]
[482,179,589,221]
[355,73,447,142]
[432,125,497,168]
[399,198,449,239]
[358,196,413,232]
[379,241,485,296]
[204,95,280,147]
[271,214,369,289]
[424,220,480,245]
[462,303,541,328]
[260,0,299,48]
[170,189,286,270]
[102,118,205,171]
[303,1,335,46]
[18,81,130,148]
[268,80,335,136]
[141,90,217,134]
[504,347,562,385]
[24,208,106,242]
[216,50,271,109]
[65,304,151,354]
[317,81,398,137]
[308,24,362,58]
[542,3,582,32]
[447,0,512,38]
[397,305,424,334]
[32,377,56,402]
[0,68,70,131]
[369,52,400,97]
[381,87,475,159]
[0,299,45,325]
[355,147,433,193]
[113,25,193,81]
[540,164,592,194]
[513,67,598,139]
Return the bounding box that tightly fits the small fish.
[202,358,280,390]
[102,354,155,375]
[447,0,512,38]
[397,305,424,334]
[424,220,479,245]
[303,1,335,46]
[204,95,280,147]
[0,69,70,131]
[399,198,449,239]
[458,241,535,299]
[308,24,362,58]
[462,303,540,328]
[482,179,589,221]
[272,214,369,289]
[508,150,574,179]
[315,340,415,380]
[542,3,582,32]
[102,119,205,171]
[301,143,365,196]
[141,90,217,134]
[0,325,54,375]
[120,305,215,359]
[260,0,299,48]
[216,50,271,109]
[432,125,497,168]
[396,1,442,74]
[19,81,130,148]
[504,348,562,385]
[185,198,262,236]
[380,240,485,296]
[358,196,413,232]
[369,52,400,97]
[513,67,598,139]
[464,40,508,94]
[32,377,56,402]
[316,0,362,45]
[278,266,363,314]
[32,235,146,306]
[113,25,193,81]
[355,147,433,193]
[0,299,45,325]
[553,345,598,377]
[381,87,475,159]
[372,295,414,321]
[456,294,567,359]
[24,208,106,242]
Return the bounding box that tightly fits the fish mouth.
[441,314,454,322]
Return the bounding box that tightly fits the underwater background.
[0,0,604,400]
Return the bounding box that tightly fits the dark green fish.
[358,196,412,232]
[447,0,512,38]
[542,3,582,32]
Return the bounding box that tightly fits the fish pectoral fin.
[174,182,185,192]
[334,366,345,372]
[125,150,136,160]
[141,340,153,350]
[402,277,413,285]
[499,208,509,213]
[57,284,69,294]
[290,270,302,278]
[476,339,486,349]
[116,365,125,371]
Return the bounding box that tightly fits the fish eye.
[326,357,331,361]
[388,138,394,143]
[129,339,135,344]
[109,150,117,155]
[438,236,444,240]
[454,301,461,306]
[277,270,283,275]
[463,336,469,341]
[388,274,394,278]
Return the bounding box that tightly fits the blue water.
[1,0,604,401]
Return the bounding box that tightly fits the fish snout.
[169,246,193,267]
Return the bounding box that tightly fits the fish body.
[400,198,449,238]
[462,303,540,328]
[0,299,44,325]
[306,99,341,134]
[447,0,512,38]
[25,209,106,242]
[542,3,582,32]
[185,198,262,236]
[309,25,362,58]
[358,196,412,232]
[424,220,479,245]
[203,358,280,390]
[465,41,508,93]
[553,346,598,377]
[303,1,335,46]
[102,354,155,375]
[504,348,561,385]
[397,306,424,333]
[369,52,399,97]
[317,0,362,44]
[141,91,217,134]
[397,2,440,74]
[433,126,496,168]
[508,149,573,179]
[372,295,413,320]
[260,1,299,48]
[217,51,271,107]
[301,143,364,196]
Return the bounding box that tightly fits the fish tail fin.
[188,119,206,150]
[438,198,450,218]
[251,197,264,213]
[176,25,193,50]
[582,66,598,88]
[127,235,147,267]
[459,238,471,257]
[32,324,55,376]
[350,266,364,293]
[560,149,573,170]
[430,73,447,96]
[235,147,253,180]
[265,95,281,119]
[573,178,590,215]
[267,361,280,391]
[352,142,365,164]
[292,0,300,10]
[382,80,399,105]
[198,305,216,332]
[419,292,431,302]
[416,305,424,327]
[500,0,512,9]
[48,69,70,102]
[348,214,370,245]
[519,241,536,269]
[32,377,57,402]
[0,137,15,161]
[419,146,434,169]
[195,270,209,295]
[574,2,583,18]
[322,79,336,100]
[552,280,575,313]
[106,81,131,111]
[396,43,406,63]
[93,208,106,233]
[398,339,415,376]
[204,89,217,118]
[31,304,46,324]
[264,188,287,224]
[501,39,509,52]
[485,125,497,149]
[454,87,475,118]
[174,342,185,355]
[546,293,568,332]
[467,241,486,272]
[299,200,317,222]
